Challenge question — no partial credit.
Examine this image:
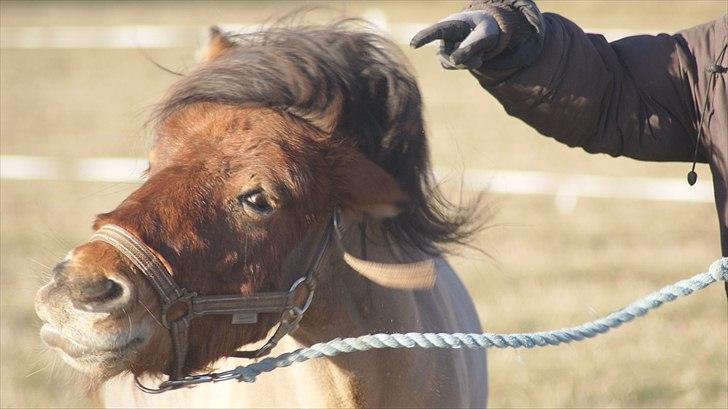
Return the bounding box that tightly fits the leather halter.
[89,211,436,393]
[90,221,331,384]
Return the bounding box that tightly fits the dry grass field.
[1,1,726,407]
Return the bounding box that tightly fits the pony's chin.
[40,324,141,379]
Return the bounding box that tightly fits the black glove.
[410,0,545,71]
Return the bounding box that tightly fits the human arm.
[411,2,726,163]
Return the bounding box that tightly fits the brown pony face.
[34,103,406,381]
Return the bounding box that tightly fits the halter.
[89,211,437,393]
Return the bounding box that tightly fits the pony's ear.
[200,26,234,62]
[333,148,408,218]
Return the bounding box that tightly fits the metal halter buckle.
[161,290,197,329]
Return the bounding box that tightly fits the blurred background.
[1,1,726,407]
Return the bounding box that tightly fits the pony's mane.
[152,18,481,255]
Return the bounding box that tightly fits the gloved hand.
[410,0,545,71]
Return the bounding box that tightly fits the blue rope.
[225,258,727,383]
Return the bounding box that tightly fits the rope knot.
[708,257,728,282]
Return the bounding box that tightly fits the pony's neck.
[291,216,431,345]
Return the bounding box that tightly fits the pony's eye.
[238,190,272,213]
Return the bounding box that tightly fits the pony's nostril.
[71,277,124,306]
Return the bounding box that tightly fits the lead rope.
[154,257,726,389]
[230,258,728,382]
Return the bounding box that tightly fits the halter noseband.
[89,211,436,393]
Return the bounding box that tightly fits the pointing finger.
[410,19,471,49]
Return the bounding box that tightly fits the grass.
[1,1,726,407]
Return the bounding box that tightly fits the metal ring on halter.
[160,290,197,329]
[244,277,316,359]
[287,276,315,316]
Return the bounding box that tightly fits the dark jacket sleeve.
[471,13,723,163]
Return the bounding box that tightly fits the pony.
[34,20,488,407]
